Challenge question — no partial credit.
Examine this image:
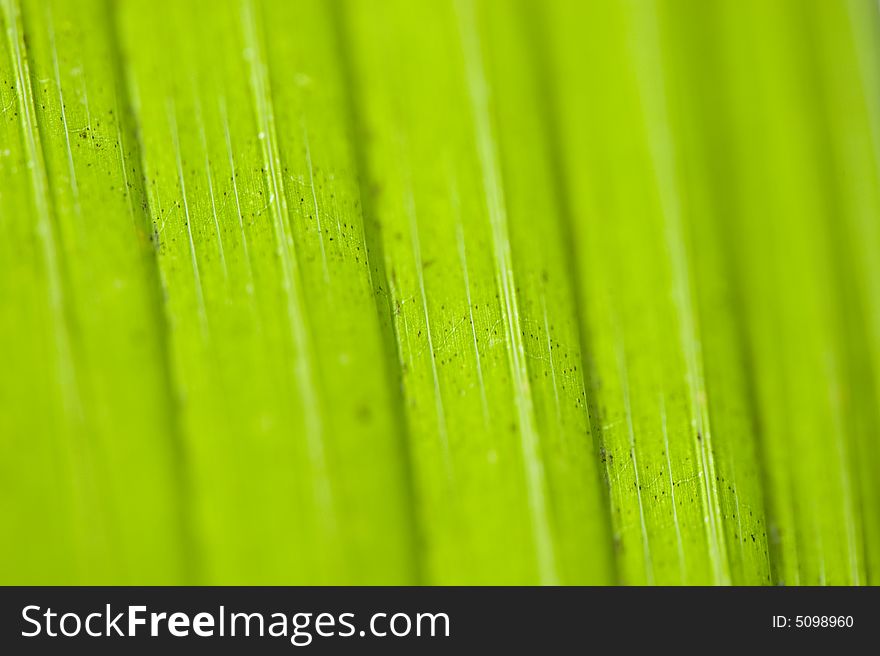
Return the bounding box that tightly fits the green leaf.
[1,0,186,583]
[2,0,879,585]
[116,0,418,583]
[341,0,614,584]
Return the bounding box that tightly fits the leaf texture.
[1,0,878,585]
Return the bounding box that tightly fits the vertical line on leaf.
[167,98,209,337]
[241,0,338,550]
[627,0,729,584]
[6,0,86,469]
[517,0,619,583]
[453,189,490,431]
[660,394,686,583]
[105,0,200,583]
[45,2,79,214]
[617,335,654,584]
[542,296,563,429]
[329,0,426,584]
[5,0,82,433]
[219,96,254,286]
[404,184,453,480]
[455,0,557,584]
[194,94,228,280]
[302,120,330,282]
[826,354,861,584]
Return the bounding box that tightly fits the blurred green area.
[1,0,878,585]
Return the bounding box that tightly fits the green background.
[2,0,879,585]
